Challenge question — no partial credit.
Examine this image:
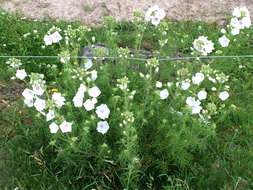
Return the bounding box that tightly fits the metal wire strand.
[1,55,253,61]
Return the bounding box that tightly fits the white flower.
[59,121,72,133]
[145,5,165,26]
[241,16,251,28]
[24,98,34,107]
[230,17,240,28]
[92,97,98,104]
[167,82,172,87]
[73,84,86,107]
[219,91,229,101]
[232,8,241,18]
[40,111,46,116]
[16,69,27,80]
[231,27,240,35]
[186,97,196,107]
[88,86,101,98]
[240,7,250,18]
[22,88,34,100]
[51,31,62,43]
[192,105,202,114]
[60,57,70,64]
[46,110,55,121]
[7,59,22,68]
[32,83,44,96]
[83,99,95,111]
[145,5,159,21]
[156,8,166,20]
[221,29,226,34]
[85,59,93,70]
[49,122,59,134]
[192,73,204,85]
[156,81,162,88]
[181,81,190,90]
[198,90,207,100]
[193,36,214,56]
[211,87,216,91]
[186,97,202,114]
[132,157,140,164]
[208,77,216,83]
[160,89,169,100]
[219,35,230,47]
[34,97,46,112]
[96,104,110,120]
[78,84,87,93]
[23,33,31,38]
[119,84,127,90]
[97,121,110,134]
[52,92,65,107]
[44,35,53,46]
[238,19,245,29]
[151,17,161,26]
[90,70,97,81]
[73,95,84,107]
[40,74,44,79]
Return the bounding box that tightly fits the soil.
[0,78,26,111]
[1,0,253,27]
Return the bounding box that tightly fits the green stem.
[126,166,133,190]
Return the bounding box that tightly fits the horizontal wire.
[1,55,253,61]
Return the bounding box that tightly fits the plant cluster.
[1,5,253,190]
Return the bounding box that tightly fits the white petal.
[97,121,110,134]
[88,86,101,98]
[59,121,72,133]
[160,89,169,100]
[85,59,93,70]
[49,122,59,134]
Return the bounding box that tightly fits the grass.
[0,7,253,190]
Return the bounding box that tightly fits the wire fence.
[1,55,253,61]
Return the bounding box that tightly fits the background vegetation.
[0,8,253,190]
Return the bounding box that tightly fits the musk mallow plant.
[18,58,111,135]
[192,36,214,56]
[230,7,251,35]
[43,26,62,46]
[191,7,251,55]
[115,76,140,189]
[5,5,252,189]
[172,64,230,124]
[216,7,251,51]
[145,5,166,26]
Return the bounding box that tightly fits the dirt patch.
[1,0,253,26]
[0,78,25,111]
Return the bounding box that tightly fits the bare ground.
[1,0,253,26]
